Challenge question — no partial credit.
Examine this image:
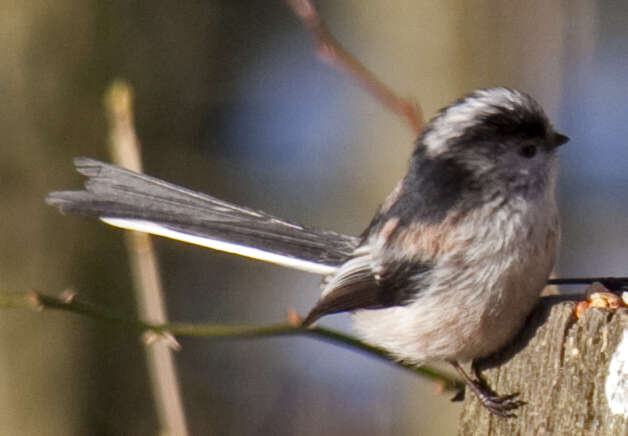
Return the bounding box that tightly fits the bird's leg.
[450,360,524,417]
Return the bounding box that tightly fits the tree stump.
[458,295,628,435]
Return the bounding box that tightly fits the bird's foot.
[450,360,524,417]
[464,378,524,417]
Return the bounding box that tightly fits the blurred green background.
[2,1,628,435]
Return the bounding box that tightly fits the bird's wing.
[302,245,431,326]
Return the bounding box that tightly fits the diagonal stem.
[104,80,189,436]
[286,0,424,135]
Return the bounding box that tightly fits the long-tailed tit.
[47,87,568,415]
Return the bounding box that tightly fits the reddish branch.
[286,0,424,135]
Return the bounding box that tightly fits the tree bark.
[459,295,628,435]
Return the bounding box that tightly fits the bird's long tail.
[46,157,360,275]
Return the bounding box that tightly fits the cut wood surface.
[459,295,628,435]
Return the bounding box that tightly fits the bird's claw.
[470,382,524,417]
[450,361,524,417]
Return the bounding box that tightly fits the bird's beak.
[552,132,570,148]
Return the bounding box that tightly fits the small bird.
[47,87,568,416]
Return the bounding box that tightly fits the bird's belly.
[352,198,558,364]
[351,250,552,364]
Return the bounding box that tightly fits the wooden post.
[458,295,628,435]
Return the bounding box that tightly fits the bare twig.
[0,290,464,393]
[548,277,628,291]
[286,0,424,135]
[105,81,189,436]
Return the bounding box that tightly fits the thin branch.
[105,81,189,436]
[548,277,628,290]
[286,0,424,135]
[2,290,463,393]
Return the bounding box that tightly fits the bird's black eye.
[519,145,537,158]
